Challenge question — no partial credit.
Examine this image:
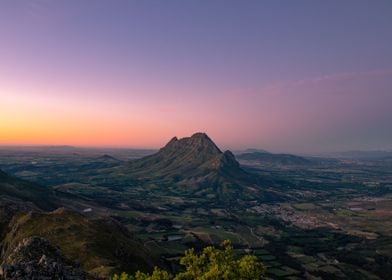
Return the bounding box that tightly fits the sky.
[0,0,392,153]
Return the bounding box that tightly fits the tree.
[112,240,266,280]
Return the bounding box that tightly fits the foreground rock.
[0,236,86,279]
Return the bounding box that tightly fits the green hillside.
[2,208,155,278]
[0,169,58,211]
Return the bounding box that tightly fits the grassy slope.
[2,208,155,278]
[0,170,58,211]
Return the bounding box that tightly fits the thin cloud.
[233,68,392,98]
[294,68,392,86]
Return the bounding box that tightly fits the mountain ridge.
[237,151,311,166]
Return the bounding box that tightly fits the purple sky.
[0,0,391,153]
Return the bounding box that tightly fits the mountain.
[126,133,259,200]
[78,154,123,170]
[96,154,121,162]
[0,169,58,211]
[238,148,270,154]
[237,151,311,166]
[324,150,392,160]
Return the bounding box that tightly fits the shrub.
[112,240,266,280]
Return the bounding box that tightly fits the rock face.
[0,236,86,279]
[130,133,222,173]
[127,133,259,200]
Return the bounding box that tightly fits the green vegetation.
[112,240,266,280]
[1,208,154,278]
[1,137,392,279]
[0,170,58,210]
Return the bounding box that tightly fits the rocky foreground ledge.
[0,236,86,280]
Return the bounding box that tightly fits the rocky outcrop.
[0,209,154,279]
[0,237,86,280]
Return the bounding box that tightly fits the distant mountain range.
[322,150,392,160]
[236,148,271,154]
[236,151,311,166]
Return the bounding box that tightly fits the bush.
[112,240,266,280]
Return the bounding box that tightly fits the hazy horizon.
[0,138,391,156]
[1,1,392,153]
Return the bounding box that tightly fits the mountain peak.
[190,132,209,139]
[161,133,221,155]
[98,154,119,161]
[207,150,240,170]
[163,136,178,148]
[222,150,239,166]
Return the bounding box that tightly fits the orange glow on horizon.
[0,88,175,148]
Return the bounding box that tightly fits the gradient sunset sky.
[1,0,392,153]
